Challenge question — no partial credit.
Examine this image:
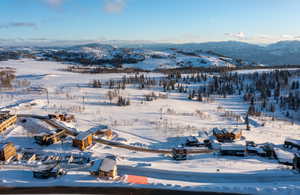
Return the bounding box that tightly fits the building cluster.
[0,110,118,180]
[180,127,300,171]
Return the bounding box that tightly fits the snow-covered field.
[0,59,300,195]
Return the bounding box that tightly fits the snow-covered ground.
[0,59,300,195]
[124,49,234,70]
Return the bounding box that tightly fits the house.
[17,152,37,162]
[185,136,200,147]
[284,138,300,150]
[220,144,246,156]
[48,113,75,123]
[72,131,93,151]
[213,127,242,142]
[94,129,113,140]
[231,128,242,140]
[90,155,118,179]
[34,129,67,146]
[0,111,17,133]
[172,147,187,160]
[0,142,17,161]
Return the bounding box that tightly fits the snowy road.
[17,114,213,154]
[118,165,299,183]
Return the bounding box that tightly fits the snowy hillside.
[0,44,242,70]
[0,59,299,194]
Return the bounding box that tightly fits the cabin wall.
[0,115,17,133]
[73,134,93,150]
[0,143,17,161]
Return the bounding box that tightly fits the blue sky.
[0,0,299,45]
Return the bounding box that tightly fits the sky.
[0,0,300,45]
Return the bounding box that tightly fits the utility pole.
[82,96,85,111]
[46,89,50,105]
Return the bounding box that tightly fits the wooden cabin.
[93,128,112,140]
[48,113,75,123]
[213,128,242,142]
[284,138,300,150]
[172,147,187,160]
[90,156,117,179]
[220,144,246,156]
[72,131,93,151]
[17,152,36,162]
[0,111,17,133]
[34,129,67,146]
[230,128,242,140]
[0,142,17,161]
[185,136,200,147]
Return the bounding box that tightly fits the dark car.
[33,165,66,179]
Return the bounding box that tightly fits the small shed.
[172,147,187,160]
[220,144,246,156]
[72,131,93,151]
[0,142,17,161]
[90,156,117,179]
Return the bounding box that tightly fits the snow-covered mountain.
[0,43,243,70]
[2,40,300,69]
[139,40,300,65]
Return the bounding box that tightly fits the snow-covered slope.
[0,44,240,70]
[124,48,236,70]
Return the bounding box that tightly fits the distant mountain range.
[124,40,300,65]
[1,40,300,68]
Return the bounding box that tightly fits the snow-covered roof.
[100,157,117,172]
[221,144,245,151]
[274,148,294,164]
[232,128,242,134]
[75,125,109,140]
[213,128,223,134]
[186,136,198,142]
[88,125,109,134]
[0,143,8,150]
[75,131,92,140]
[285,138,300,146]
[0,142,13,150]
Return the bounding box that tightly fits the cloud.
[104,0,126,13]
[281,34,295,39]
[224,32,246,40]
[0,22,37,29]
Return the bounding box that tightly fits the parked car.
[33,165,66,179]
